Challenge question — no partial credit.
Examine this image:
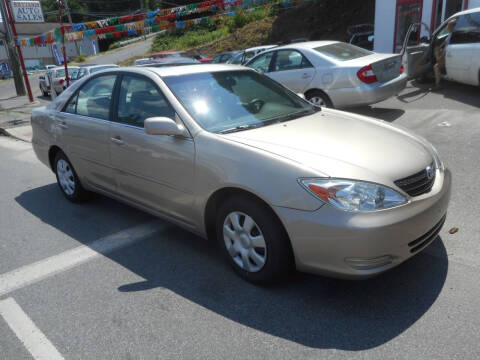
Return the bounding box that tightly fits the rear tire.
[54,151,90,203]
[216,196,293,285]
[306,90,333,108]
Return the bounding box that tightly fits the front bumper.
[329,73,407,108]
[275,168,451,278]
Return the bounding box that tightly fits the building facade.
[374,0,480,53]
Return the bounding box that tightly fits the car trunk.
[348,53,403,82]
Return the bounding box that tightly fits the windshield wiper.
[264,109,317,124]
[219,123,266,134]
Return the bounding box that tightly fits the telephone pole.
[0,0,25,96]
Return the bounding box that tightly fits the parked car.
[70,64,119,83]
[149,50,187,59]
[211,51,242,64]
[45,65,56,71]
[135,57,200,67]
[347,24,375,51]
[190,54,212,63]
[227,45,277,65]
[134,58,152,66]
[39,66,79,96]
[31,65,450,284]
[405,7,480,87]
[246,41,407,108]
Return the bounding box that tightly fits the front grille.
[394,164,435,197]
[408,215,446,253]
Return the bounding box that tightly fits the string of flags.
[17,0,312,47]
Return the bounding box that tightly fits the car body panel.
[108,121,197,225]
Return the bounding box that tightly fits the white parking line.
[0,221,166,297]
[0,297,64,360]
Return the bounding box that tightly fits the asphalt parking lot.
[1,80,479,359]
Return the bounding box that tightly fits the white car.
[246,41,407,108]
[405,7,480,86]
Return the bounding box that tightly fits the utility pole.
[62,0,80,56]
[58,0,69,87]
[0,0,25,96]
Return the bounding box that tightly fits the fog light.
[345,255,393,270]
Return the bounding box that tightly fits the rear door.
[266,50,316,93]
[445,12,480,85]
[57,73,117,191]
[109,73,196,223]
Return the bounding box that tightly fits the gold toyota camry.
[31,65,451,284]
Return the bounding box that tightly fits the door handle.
[302,73,311,79]
[58,121,68,129]
[110,136,124,145]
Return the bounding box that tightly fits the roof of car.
[82,64,119,69]
[244,45,277,52]
[124,64,248,77]
[54,66,79,70]
[450,7,480,18]
[268,41,339,51]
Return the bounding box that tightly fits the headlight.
[300,179,408,212]
[428,143,444,171]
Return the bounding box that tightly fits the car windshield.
[164,70,319,134]
[55,69,66,78]
[314,43,372,61]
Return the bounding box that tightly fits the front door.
[267,50,316,93]
[109,74,196,224]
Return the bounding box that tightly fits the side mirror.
[144,117,188,137]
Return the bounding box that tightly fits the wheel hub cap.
[223,212,267,273]
[309,96,326,106]
[57,159,75,196]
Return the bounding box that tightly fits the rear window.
[314,43,372,61]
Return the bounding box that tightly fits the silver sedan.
[246,41,407,108]
[31,65,450,284]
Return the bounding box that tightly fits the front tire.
[216,196,293,284]
[54,151,90,203]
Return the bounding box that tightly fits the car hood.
[222,109,433,184]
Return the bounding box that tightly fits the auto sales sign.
[12,1,45,22]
